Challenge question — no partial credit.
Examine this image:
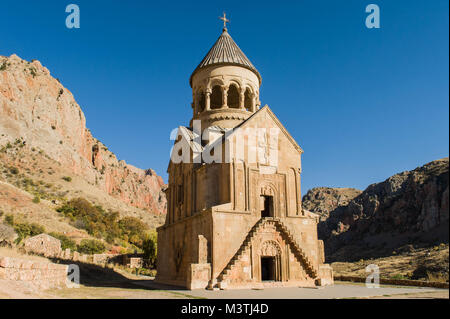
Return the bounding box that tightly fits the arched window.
[244,88,253,111]
[198,92,206,112]
[227,84,240,108]
[210,85,222,109]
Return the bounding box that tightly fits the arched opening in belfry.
[227,84,240,108]
[198,92,206,113]
[244,88,253,111]
[210,85,222,109]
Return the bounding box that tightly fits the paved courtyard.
[173,284,447,299]
[135,280,448,299]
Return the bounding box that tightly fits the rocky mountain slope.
[0,54,166,215]
[303,158,449,262]
[302,187,362,220]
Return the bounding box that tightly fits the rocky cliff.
[302,187,362,220]
[303,158,449,262]
[0,54,166,215]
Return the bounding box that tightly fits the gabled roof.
[178,126,203,153]
[167,126,202,173]
[207,105,303,154]
[190,28,261,86]
[167,105,303,172]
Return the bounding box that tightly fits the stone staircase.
[214,217,318,288]
[272,218,318,278]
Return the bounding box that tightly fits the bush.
[12,221,45,243]
[77,239,105,254]
[56,198,120,239]
[4,214,45,243]
[56,198,152,250]
[49,232,77,251]
[62,176,72,182]
[391,274,409,280]
[4,214,14,226]
[9,167,19,175]
[32,196,40,204]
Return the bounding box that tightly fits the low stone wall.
[0,256,68,290]
[335,275,449,289]
[93,253,120,264]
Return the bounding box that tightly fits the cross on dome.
[219,12,230,31]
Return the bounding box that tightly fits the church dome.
[189,28,261,86]
[189,20,262,130]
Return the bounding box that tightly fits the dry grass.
[0,247,50,263]
[0,145,164,247]
[331,244,449,282]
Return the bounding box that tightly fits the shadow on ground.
[49,258,186,291]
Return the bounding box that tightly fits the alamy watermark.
[365,264,380,288]
[169,120,280,168]
[365,4,380,29]
[65,4,80,29]
[66,264,80,288]
[63,4,379,30]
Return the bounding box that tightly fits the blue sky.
[1,0,448,194]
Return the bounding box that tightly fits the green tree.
[118,216,148,248]
[142,231,157,268]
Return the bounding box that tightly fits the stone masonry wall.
[24,234,62,258]
[0,256,68,290]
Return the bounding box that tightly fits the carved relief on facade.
[260,240,282,257]
[260,184,275,196]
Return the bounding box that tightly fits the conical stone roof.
[190,28,261,86]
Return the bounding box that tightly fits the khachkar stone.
[156,18,334,290]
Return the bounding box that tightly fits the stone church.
[156,21,333,290]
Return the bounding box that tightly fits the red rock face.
[0,54,166,215]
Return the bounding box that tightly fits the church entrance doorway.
[261,195,273,218]
[261,257,276,281]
